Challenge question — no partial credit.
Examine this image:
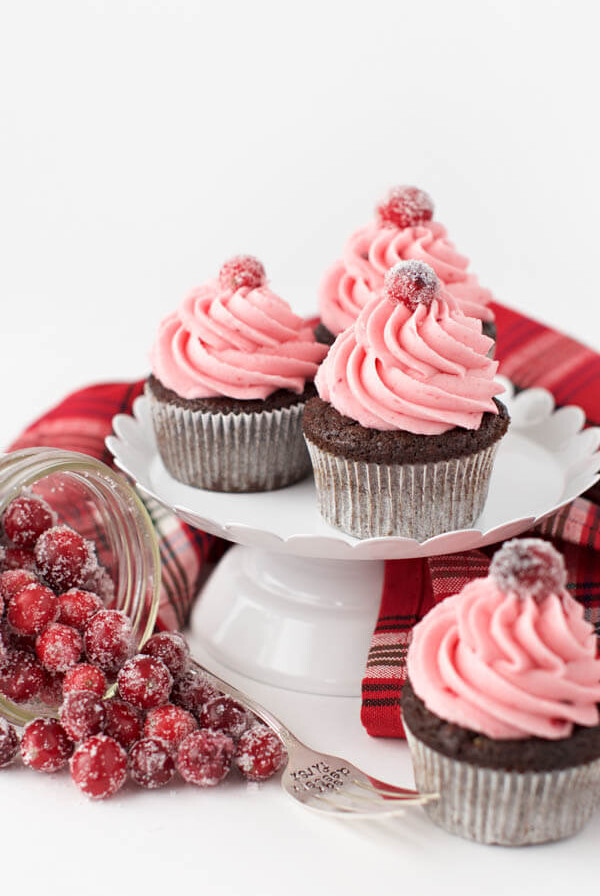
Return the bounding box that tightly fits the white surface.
[2,1,600,894]
[108,381,600,557]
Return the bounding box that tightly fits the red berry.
[3,494,56,549]
[490,538,568,601]
[58,588,103,631]
[21,718,74,772]
[103,698,144,751]
[0,569,38,603]
[218,255,266,291]
[7,582,59,636]
[0,650,44,703]
[171,670,220,718]
[129,737,175,789]
[0,718,19,767]
[60,689,106,741]
[376,185,434,229]
[176,729,235,786]
[235,725,286,781]
[84,609,134,675]
[3,548,36,571]
[144,703,198,752]
[81,567,114,606]
[142,632,189,680]
[383,260,440,311]
[34,525,97,592]
[70,735,127,800]
[117,655,173,711]
[36,622,83,672]
[199,695,249,740]
[63,664,107,699]
[39,670,65,706]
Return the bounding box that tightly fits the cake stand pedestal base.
[189,545,384,697]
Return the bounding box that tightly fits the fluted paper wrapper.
[404,723,600,846]
[147,387,311,492]
[305,438,500,540]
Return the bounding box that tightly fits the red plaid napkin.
[7,302,600,739]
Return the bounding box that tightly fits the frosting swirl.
[151,280,327,400]
[407,579,600,740]
[319,220,494,336]
[315,289,502,434]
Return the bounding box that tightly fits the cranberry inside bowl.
[0,448,161,727]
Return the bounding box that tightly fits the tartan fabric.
[361,304,600,738]
[7,380,226,632]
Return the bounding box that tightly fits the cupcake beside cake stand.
[107,379,600,698]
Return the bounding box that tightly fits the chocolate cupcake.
[403,539,600,845]
[317,185,497,347]
[147,255,327,492]
[304,261,508,540]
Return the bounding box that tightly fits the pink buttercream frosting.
[320,220,495,336]
[315,288,502,435]
[407,578,600,740]
[151,280,327,400]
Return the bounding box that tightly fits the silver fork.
[190,660,438,818]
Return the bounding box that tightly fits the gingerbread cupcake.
[403,539,600,845]
[148,255,328,492]
[304,260,508,540]
[316,185,496,346]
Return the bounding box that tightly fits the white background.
[1,1,600,894]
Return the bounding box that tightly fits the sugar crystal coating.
[63,663,107,698]
[129,737,175,789]
[0,570,38,603]
[199,695,250,740]
[3,548,36,571]
[0,649,44,703]
[103,698,144,750]
[117,654,173,711]
[383,260,440,311]
[21,718,74,773]
[171,670,220,718]
[376,185,434,229]
[60,689,106,741]
[176,729,235,787]
[218,255,266,291]
[2,493,56,549]
[84,609,134,675]
[34,525,97,592]
[142,632,190,680]
[489,538,567,601]
[36,622,83,672]
[70,734,127,800]
[144,703,198,752]
[0,718,19,768]
[58,588,103,632]
[235,725,287,782]
[7,582,59,636]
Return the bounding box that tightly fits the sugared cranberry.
[63,664,107,699]
[103,698,143,750]
[34,525,97,592]
[235,725,286,781]
[199,695,249,740]
[70,735,127,800]
[59,588,103,631]
[376,185,434,229]
[171,670,220,718]
[3,548,36,571]
[142,632,189,680]
[84,609,134,675]
[60,689,106,741]
[82,567,114,606]
[0,718,19,767]
[218,255,266,291]
[39,670,65,706]
[3,494,56,548]
[7,582,59,636]
[176,729,235,786]
[0,650,44,702]
[117,655,173,711]
[36,622,83,672]
[129,738,175,789]
[0,569,38,603]
[144,703,198,752]
[490,538,568,601]
[383,260,440,311]
[21,718,74,772]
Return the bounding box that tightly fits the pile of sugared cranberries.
[0,491,287,800]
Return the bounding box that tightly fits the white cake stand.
[107,379,600,697]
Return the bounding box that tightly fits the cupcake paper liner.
[404,723,600,846]
[304,438,500,540]
[146,386,311,492]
